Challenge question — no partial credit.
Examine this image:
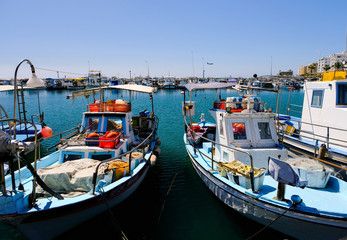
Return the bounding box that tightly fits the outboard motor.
[0,129,20,160]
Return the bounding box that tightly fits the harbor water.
[0,87,303,240]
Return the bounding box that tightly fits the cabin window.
[232,123,246,140]
[258,122,272,139]
[337,83,347,105]
[311,90,324,108]
[106,117,123,132]
[85,117,101,132]
[63,153,84,162]
[90,153,113,161]
[223,151,229,161]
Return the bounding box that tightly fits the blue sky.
[1,0,347,79]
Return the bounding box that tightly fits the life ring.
[87,132,100,138]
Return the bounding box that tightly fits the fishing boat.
[0,84,161,239]
[182,82,347,240]
[66,78,86,90]
[44,78,67,90]
[162,76,176,89]
[277,71,347,165]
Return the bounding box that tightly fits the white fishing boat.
[183,82,347,240]
[0,84,161,239]
[277,71,347,165]
[162,76,176,89]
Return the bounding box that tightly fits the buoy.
[318,144,328,159]
[150,155,157,166]
[41,126,53,138]
[155,137,162,146]
[87,132,100,138]
[153,147,161,157]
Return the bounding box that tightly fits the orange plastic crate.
[89,103,104,112]
[114,103,131,112]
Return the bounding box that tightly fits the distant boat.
[45,78,67,90]
[66,78,86,90]
[162,76,176,89]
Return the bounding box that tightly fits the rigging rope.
[36,67,86,76]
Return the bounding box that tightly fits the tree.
[333,62,344,71]
[323,65,331,72]
[308,64,316,74]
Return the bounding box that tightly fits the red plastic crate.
[99,131,120,148]
[114,103,131,112]
[89,103,104,112]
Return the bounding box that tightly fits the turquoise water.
[0,87,304,240]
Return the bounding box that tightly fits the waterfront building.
[299,63,317,76]
[317,50,347,73]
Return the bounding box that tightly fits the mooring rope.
[158,172,178,224]
[246,204,294,240]
[100,187,129,240]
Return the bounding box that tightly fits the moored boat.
[182,82,347,240]
[277,71,347,165]
[0,84,161,239]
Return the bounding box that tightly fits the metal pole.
[211,142,214,170]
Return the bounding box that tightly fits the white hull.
[186,146,347,240]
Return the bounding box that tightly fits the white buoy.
[150,155,157,166]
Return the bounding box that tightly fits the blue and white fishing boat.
[0,84,161,239]
[162,76,176,89]
[277,71,347,165]
[183,82,347,240]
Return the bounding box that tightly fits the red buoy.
[41,126,53,138]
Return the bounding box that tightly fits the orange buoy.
[41,126,53,138]
[87,132,100,138]
[105,132,119,138]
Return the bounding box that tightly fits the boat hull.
[186,145,347,240]
[2,163,150,240]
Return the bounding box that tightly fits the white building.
[317,50,347,73]
[317,33,347,73]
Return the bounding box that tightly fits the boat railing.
[91,115,159,195]
[30,113,43,125]
[183,116,257,192]
[57,128,125,149]
[43,124,81,150]
[213,100,266,112]
[277,118,347,150]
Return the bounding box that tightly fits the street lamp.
[14,59,44,122]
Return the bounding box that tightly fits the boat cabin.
[208,97,288,169]
[300,79,347,148]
